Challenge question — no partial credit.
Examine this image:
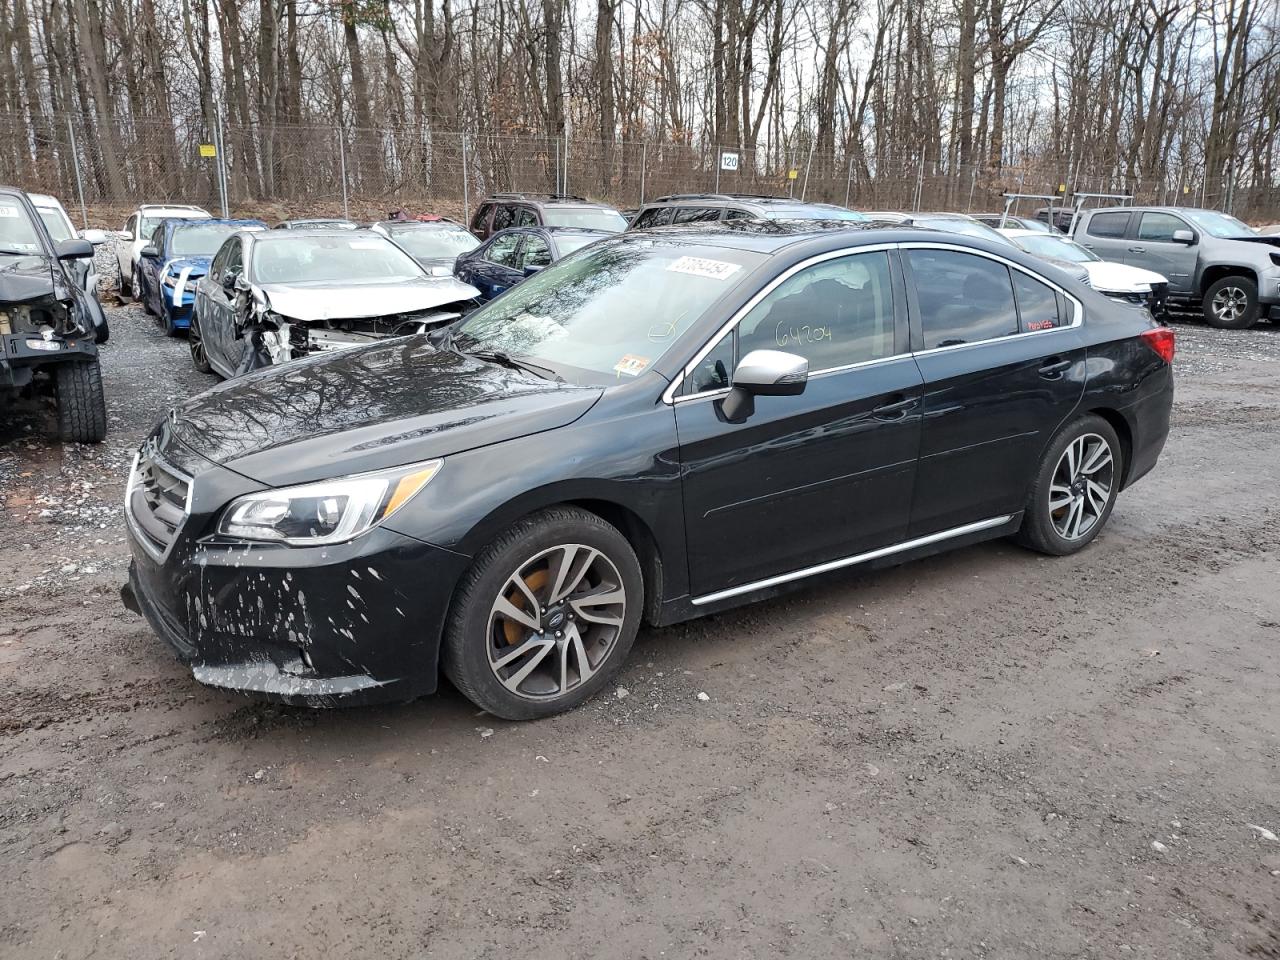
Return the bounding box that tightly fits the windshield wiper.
[467,349,565,382]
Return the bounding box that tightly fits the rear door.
[470,232,525,300]
[1076,210,1132,261]
[674,247,924,599]
[1127,211,1197,294]
[904,244,1087,536]
[470,203,494,239]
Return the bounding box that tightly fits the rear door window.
[1086,212,1131,239]
[486,232,522,266]
[672,207,722,224]
[470,203,492,233]
[631,207,675,229]
[514,207,540,228]
[491,205,517,232]
[1012,270,1062,331]
[908,249,1020,349]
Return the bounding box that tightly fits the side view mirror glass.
[719,349,808,422]
[139,245,159,259]
[1171,229,1195,245]
[55,238,94,261]
[523,264,545,277]
[80,228,108,245]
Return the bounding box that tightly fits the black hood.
[0,253,57,304]
[171,336,602,486]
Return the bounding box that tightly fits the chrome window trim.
[662,242,901,404]
[692,514,1015,606]
[663,240,1084,405]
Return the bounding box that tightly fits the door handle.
[1127,246,1146,253]
[1039,357,1071,378]
[872,395,918,419]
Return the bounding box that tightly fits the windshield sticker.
[0,205,19,218]
[666,256,741,280]
[613,354,650,377]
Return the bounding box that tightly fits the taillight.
[1140,327,1175,364]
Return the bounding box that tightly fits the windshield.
[389,226,479,259]
[140,213,205,236]
[1014,234,1098,263]
[541,208,627,232]
[1181,209,1256,239]
[765,207,866,221]
[252,234,425,283]
[37,207,74,241]
[172,223,250,257]
[555,234,605,256]
[0,198,43,254]
[454,238,763,384]
[916,217,1015,246]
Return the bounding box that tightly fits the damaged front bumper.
[120,434,470,706]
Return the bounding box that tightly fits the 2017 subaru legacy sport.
[121,220,1174,720]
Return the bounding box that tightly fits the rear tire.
[442,507,643,720]
[134,267,153,316]
[1015,414,1122,556]
[54,359,108,444]
[1203,275,1259,329]
[189,311,213,373]
[118,261,131,297]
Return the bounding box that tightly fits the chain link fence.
[2,111,1274,227]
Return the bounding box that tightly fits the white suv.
[28,192,108,300]
[116,204,211,296]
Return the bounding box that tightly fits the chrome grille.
[126,446,191,558]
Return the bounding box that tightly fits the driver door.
[1126,211,1197,295]
[198,237,244,374]
[674,249,923,600]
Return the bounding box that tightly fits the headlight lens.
[216,460,442,546]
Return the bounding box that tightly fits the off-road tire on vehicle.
[189,311,213,373]
[442,507,643,721]
[1203,275,1259,330]
[54,358,107,443]
[1015,414,1122,556]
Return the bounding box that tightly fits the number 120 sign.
[720,152,740,171]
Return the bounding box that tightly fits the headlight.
[216,460,442,546]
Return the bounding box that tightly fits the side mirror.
[54,238,94,261]
[719,349,808,422]
[523,264,544,277]
[1171,229,1195,245]
[139,245,159,259]
[80,228,108,245]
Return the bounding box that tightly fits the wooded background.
[1,0,1277,220]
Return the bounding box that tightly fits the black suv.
[469,194,627,240]
[629,194,866,229]
[0,186,108,442]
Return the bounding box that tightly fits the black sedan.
[121,221,1174,720]
[454,225,611,301]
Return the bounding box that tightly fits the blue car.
[136,218,267,334]
[453,226,610,301]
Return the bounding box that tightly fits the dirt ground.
[2,299,1278,960]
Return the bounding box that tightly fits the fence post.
[714,144,721,193]
[65,115,88,228]
[913,158,925,211]
[334,128,349,219]
[639,142,647,206]
[214,108,230,217]
[554,138,560,196]
[843,156,853,209]
[563,131,569,195]
[800,142,815,201]
[461,133,470,219]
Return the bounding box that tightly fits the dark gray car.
[1071,206,1280,328]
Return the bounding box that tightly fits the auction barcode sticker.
[666,256,741,280]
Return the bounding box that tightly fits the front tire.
[1203,275,1259,329]
[442,507,643,720]
[1015,415,1122,556]
[118,260,131,297]
[54,359,108,443]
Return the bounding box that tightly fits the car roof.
[376,219,467,230]
[139,204,210,213]
[610,218,941,253]
[252,227,384,242]
[483,193,616,208]
[27,192,62,207]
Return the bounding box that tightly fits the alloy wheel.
[190,317,207,367]
[1048,432,1115,541]
[486,543,627,701]
[1212,286,1248,324]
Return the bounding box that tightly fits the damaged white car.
[189,229,481,378]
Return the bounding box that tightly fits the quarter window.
[1086,212,1131,239]
[908,249,1019,348]
[1012,270,1062,331]
[738,251,898,370]
[487,233,522,266]
[685,330,735,395]
[470,203,492,233]
[1137,212,1186,242]
[514,208,540,228]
